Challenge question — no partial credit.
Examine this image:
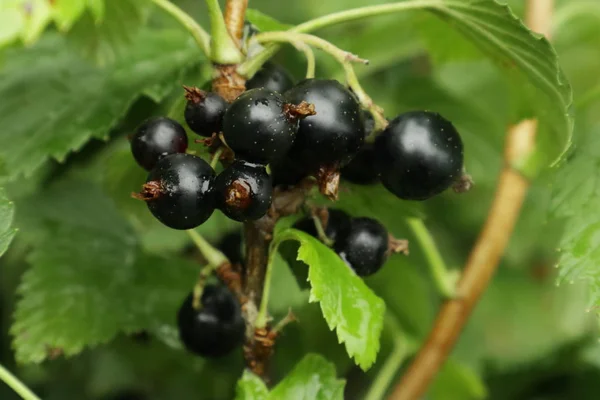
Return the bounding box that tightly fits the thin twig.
[225,0,249,48]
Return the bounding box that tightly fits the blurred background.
[1,0,600,399]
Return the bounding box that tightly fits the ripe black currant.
[222,88,314,164]
[270,157,308,188]
[214,160,273,222]
[184,86,228,137]
[375,111,463,200]
[136,153,215,230]
[293,209,351,244]
[246,61,294,93]
[341,142,378,185]
[130,117,188,171]
[177,285,245,358]
[334,217,389,277]
[217,230,244,265]
[285,79,364,171]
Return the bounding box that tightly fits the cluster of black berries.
[129,60,465,358]
[294,209,406,277]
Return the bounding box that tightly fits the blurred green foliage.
[0,0,599,399]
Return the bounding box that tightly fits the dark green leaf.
[0,188,16,257]
[11,180,197,363]
[431,359,487,400]
[0,30,201,182]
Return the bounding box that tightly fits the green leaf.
[66,0,149,65]
[272,228,385,370]
[0,30,201,182]
[11,180,197,363]
[236,354,345,400]
[0,6,24,47]
[431,359,487,400]
[53,0,88,31]
[431,0,573,164]
[0,187,16,257]
[235,370,269,400]
[20,0,53,45]
[246,9,292,31]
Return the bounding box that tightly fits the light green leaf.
[273,228,385,370]
[431,359,487,400]
[11,180,197,363]
[236,354,345,400]
[235,370,269,400]
[20,0,53,45]
[0,30,201,182]
[53,0,87,31]
[246,9,292,31]
[269,354,345,399]
[88,0,106,22]
[0,188,16,257]
[0,7,24,47]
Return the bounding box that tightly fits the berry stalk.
[205,0,244,64]
[150,0,210,56]
[0,363,41,400]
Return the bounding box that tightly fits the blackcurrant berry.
[341,142,379,185]
[222,88,314,164]
[130,117,188,171]
[184,86,228,137]
[214,160,272,222]
[361,110,375,136]
[285,79,364,171]
[334,217,389,277]
[375,111,463,200]
[177,285,245,358]
[246,61,294,93]
[270,157,308,188]
[217,230,244,265]
[136,153,215,230]
[293,209,351,244]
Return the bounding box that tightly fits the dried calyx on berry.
[246,61,295,93]
[133,153,216,230]
[375,111,464,200]
[184,86,228,138]
[177,285,245,358]
[130,117,188,171]
[214,160,273,222]
[222,88,315,164]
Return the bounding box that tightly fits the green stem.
[0,364,41,400]
[365,335,407,400]
[293,41,316,79]
[151,0,210,56]
[205,0,244,64]
[248,31,385,127]
[187,229,228,267]
[192,263,219,309]
[210,148,224,169]
[237,0,445,77]
[406,218,456,298]
[254,240,279,329]
[311,214,334,247]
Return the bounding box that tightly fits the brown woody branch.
[224,0,248,49]
[389,1,552,398]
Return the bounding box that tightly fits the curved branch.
[225,0,248,48]
[388,2,551,396]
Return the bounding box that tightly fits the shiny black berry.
[222,88,313,164]
[375,111,463,200]
[137,153,215,230]
[130,117,188,171]
[217,230,244,265]
[184,86,228,137]
[246,61,294,93]
[270,157,308,188]
[177,285,245,358]
[215,160,273,222]
[285,79,364,171]
[335,217,389,276]
[293,209,351,244]
[341,142,378,185]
